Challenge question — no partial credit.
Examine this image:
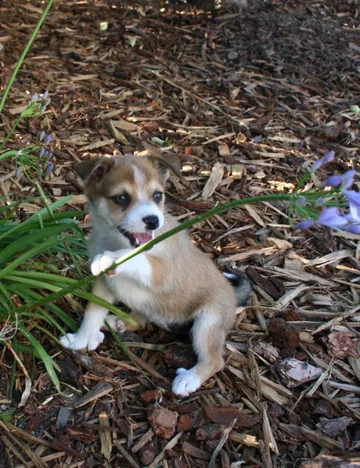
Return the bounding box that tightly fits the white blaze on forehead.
[132,164,147,201]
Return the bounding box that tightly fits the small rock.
[277,358,322,388]
[318,417,353,438]
[52,188,62,196]
[148,407,179,440]
[269,318,300,348]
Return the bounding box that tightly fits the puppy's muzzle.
[142,215,160,230]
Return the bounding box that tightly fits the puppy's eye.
[153,191,163,203]
[112,193,131,207]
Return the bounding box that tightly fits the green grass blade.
[18,323,60,391]
[0,225,73,265]
[0,237,64,279]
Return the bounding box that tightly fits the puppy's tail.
[224,271,252,306]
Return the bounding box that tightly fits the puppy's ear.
[149,154,182,181]
[74,158,114,186]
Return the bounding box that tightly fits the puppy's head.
[75,154,181,248]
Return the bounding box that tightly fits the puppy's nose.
[143,215,160,230]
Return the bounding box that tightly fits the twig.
[208,418,237,468]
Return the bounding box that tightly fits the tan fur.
[61,154,248,397]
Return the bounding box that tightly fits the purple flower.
[297,196,306,205]
[295,207,348,232]
[294,220,314,230]
[344,224,360,234]
[43,91,49,99]
[15,167,22,179]
[317,207,347,228]
[321,175,342,188]
[39,131,46,141]
[44,134,52,146]
[311,151,335,172]
[343,190,360,222]
[341,170,356,190]
[41,105,47,113]
[316,197,325,206]
[45,162,54,174]
[39,147,45,157]
[30,92,39,103]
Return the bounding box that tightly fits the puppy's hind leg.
[172,309,229,397]
[60,278,114,351]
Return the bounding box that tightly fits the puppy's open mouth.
[119,229,154,247]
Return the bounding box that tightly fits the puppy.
[60,154,251,397]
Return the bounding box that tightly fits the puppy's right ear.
[74,158,114,186]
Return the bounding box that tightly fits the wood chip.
[73,381,113,408]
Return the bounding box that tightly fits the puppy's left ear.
[149,154,182,181]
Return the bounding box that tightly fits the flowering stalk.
[0,0,54,116]
[0,92,52,151]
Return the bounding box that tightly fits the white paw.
[172,368,201,397]
[60,331,105,351]
[91,251,116,276]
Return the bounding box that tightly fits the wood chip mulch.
[1,0,360,466]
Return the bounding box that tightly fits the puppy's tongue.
[132,232,153,247]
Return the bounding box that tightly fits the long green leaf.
[0,237,64,279]
[18,324,60,391]
[5,284,77,329]
[0,195,74,241]
[0,225,72,265]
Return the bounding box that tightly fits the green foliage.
[0,196,87,390]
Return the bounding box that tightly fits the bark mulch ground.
[1,0,360,466]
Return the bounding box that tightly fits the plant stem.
[0,0,54,116]
[0,114,23,151]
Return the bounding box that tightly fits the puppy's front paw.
[60,331,105,351]
[172,368,201,397]
[91,251,116,276]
